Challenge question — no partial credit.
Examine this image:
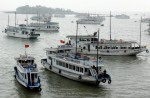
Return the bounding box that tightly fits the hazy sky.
[1,0,150,12]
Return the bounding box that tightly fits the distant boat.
[115,14,130,19]
[77,14,105,24]
[53,14,65,18]
[14,45,41,91]
[141,18,150,23]
[29,22,59,32]
[30,14,52,22]
[4,14,40,39]
[4,24,40,39]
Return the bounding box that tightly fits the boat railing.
[55,54,102,66]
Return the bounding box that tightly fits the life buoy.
[146,50,149,53]
[108,80,111,84]
[102,79,106,83]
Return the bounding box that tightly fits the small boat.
[77,14,105,24]
[41,45,111,85]
[14,45,41,91]
[115,14,130,19]
[29,22,59,32]
[4,13,40,39]
[4,24,40,39]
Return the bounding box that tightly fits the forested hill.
[16,5,76,14]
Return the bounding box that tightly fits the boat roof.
[15,55,35,61]
[66,35,97,38]
[45,45,73,51]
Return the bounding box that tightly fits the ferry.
[4,24,40,39]
[14,45,41,91]
[66,33,149,56]
[77,15,105,24]
[41,44,111,85]
[29,22,59,32]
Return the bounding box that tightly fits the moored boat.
[4,24,40,39]
[66,34,148,56]
[14,45,41,91]
[41,44,111,85]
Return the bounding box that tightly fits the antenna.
[110,11,112,41]
[140,16,142,47]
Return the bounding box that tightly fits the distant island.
[5,5,77,14]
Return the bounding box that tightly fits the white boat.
[66,34,148,56]
[4,24,40,39]
[77,15,105,24]
[115,14,130,19]
[30,15,52,22]
[41,44,111,85]
[14,54,41,91]
[29,22,59,32]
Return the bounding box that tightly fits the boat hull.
[6,32,39,39]
[14,67,41,90]
[41,59,100,85]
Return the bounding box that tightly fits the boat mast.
[15,12,16,27]
[110,11,112,41]
[76,21,79,54]
[96,28,100,73]
[140,16,142,47]
[8,15,9,26]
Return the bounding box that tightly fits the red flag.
[60,40,65,43]
[25,44,29,48]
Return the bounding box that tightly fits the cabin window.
[66,63,68,68]
[69,64,72,69]
[73,66,75,70]
[80,68,83,73]
[76,67,79,72]
[85,68,88,72]
[19,60,21,63]
[62,62,65,67]
[87,39,90,41]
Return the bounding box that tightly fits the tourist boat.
[68,13,148,56]
[41,44,111,85]
[29,22,59,32]
[4,24,40,38]
[115,14,130,19]
[77,14,105,24]
[30,14,52,22]
[66,33,149,56]
[14,45,41,91]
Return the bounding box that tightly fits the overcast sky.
[1,0,150,13]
